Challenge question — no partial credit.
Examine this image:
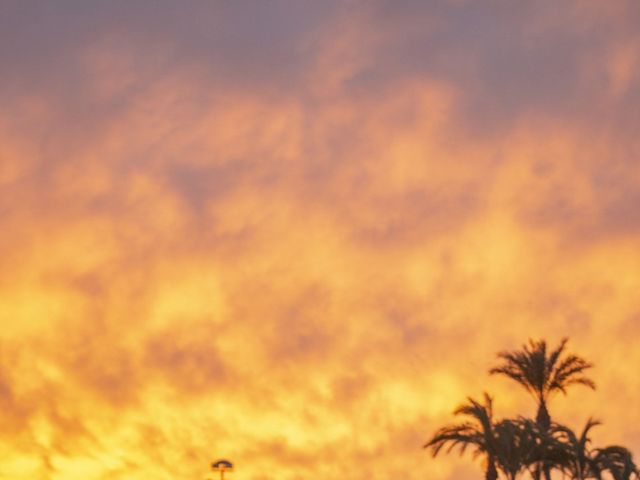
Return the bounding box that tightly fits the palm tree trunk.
[536,401,551,431]
[536,400,552,480]
[485,456,498,480]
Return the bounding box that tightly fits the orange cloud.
[1,2,640,479]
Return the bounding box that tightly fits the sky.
[1,1,640,479]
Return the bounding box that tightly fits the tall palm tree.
[490,338,595,431]
[490,338,595,480]
[424,393,498,480]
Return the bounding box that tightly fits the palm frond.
[550,419,603,480]
[490,338,595,407]
[424,393,497,478]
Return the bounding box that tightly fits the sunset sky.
[2,1,640,479]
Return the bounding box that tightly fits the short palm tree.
[492,418,539,480]
[593,445,638,480]
[514,418,571,480]
[551,418,602,480]
[424,393,498,480]
[490,338,595,430]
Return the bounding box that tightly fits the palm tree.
[552,420,639,480]
[490,338,595,480]
[593,445,638,480]
[490,338,595,431]
[551,418,602,480]
[424,393,499,480]
[492,418,540,480]
[513,418,572,480]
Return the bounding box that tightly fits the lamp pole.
[211,459,233,480]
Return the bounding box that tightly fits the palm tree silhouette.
[551,418,602,480]
[424,339,637,480]
[491,418,539,480]
[551,419,639,480]
[494,417,571,480]
[424,393,499,480]
[593,445,638,480]
[490,338,595,479]
[490,338,595,430]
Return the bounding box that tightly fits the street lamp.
[211,459,234,480]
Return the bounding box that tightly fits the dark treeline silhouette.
[424,338,638,480]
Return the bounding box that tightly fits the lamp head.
[211,459,234,472]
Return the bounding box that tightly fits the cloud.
[1,1,640,479]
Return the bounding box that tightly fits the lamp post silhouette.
[211,459,233,480]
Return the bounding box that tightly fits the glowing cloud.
[1,1,639,479]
